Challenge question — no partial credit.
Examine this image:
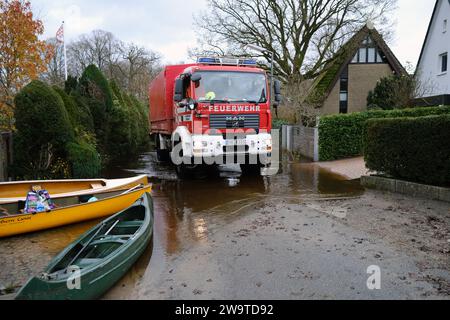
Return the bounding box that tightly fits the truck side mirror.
[274,80,281,95]
[191,73,202,83]
[273,80,282,107]
[174,79,184,102]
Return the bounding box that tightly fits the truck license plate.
[225,139,247,146]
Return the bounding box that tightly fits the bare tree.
[193,0,397,82]
[41,38,65,86]
[68,30,122,78]
[62,30,161,100]
[279,78,321,125]
[112,43,162,100]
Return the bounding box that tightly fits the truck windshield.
[194,71,267,103]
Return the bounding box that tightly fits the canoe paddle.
[121,184,144,195]
[63,222,107,274]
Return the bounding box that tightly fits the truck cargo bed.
[149,64,195,135]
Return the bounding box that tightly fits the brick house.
[306,25,406,115]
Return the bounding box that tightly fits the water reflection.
[104,151,363,200]
[1,150,364,298]
[103,151,364,299]
[104,151,363,257]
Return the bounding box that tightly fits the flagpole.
[62,21,68,81]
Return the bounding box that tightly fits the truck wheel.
[155,134,170,162]
[175,164,197,179]
[175,164,186,179]
[240,164,263,176]
[156,149,170,162]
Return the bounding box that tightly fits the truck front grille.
[209,114,260,130]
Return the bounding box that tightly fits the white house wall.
[417,0,450,97]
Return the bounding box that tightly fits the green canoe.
[15,192,154,300]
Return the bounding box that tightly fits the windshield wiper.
[209,99,231,104]
[228,99,265,104]
[227,99,252,103]
[241,100,259,104]
[233,90,267,104]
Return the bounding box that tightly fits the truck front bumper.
[187,133,273,160]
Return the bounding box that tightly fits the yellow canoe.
[0,175,149,205]
[0,185,152,238]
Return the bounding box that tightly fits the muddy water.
[0,151,364,298]
[102,152,364,299]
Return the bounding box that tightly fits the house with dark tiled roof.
[306,25,406,115]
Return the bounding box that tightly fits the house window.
[444,19,448,33]
[376,51,383,63]
[441,53,448,73]
[340,78,348,92]
[339,70,348,114]
[368,48,376,63]
[351,36,385,64]
[339,100,348,114]
[359,48,367,63]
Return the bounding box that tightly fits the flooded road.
[101,152,365,299]
[0,151,362,296]
[2,151,448,299]
[103,151,364,254]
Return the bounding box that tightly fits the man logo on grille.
[225,116,245,128]
[232,117,240,128]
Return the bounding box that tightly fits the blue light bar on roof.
[197,57,258,67]
[240,59,257,66]
[197,57,221,64]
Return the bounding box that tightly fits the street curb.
[361,175,450,203]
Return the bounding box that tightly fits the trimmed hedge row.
[13,80,102,179]
[12,65,150,179]
[318,105,450,161]
[272,118,290,129]
[363,115,450,187]
[67,141,101,179]
[13,81,76,179]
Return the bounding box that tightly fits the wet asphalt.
[1,151,449,300]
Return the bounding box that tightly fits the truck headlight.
[193,141,208,148]
[265,138,272,151]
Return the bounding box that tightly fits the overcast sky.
[31,0,436,67]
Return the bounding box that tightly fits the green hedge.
[363,115,450,187]
[78,65,113,154]
[318,105,450,161]
[14,81,75,151]
[12,81,75,179]
[11,65,151,179]
[78,65,113,111]
[53,86,94,134]
[272,119,290,129]
[108,81,149,161]
[67,141,101,178]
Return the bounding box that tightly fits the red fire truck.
[149,57,281,177]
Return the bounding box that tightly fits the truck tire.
[156,149,170,162]
[240,163,263,176]
[175,164,198,179]
[154,134,170,162]
[175,164,187,179]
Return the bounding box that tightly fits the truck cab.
[149,57,281,177]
